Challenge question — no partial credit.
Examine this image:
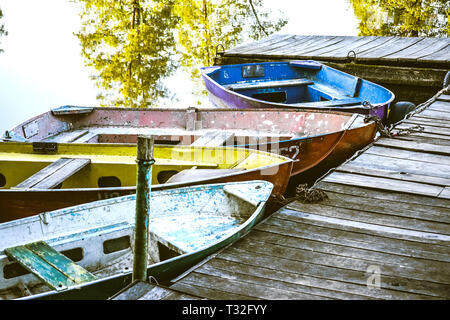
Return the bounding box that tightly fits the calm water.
[0,0,358,132]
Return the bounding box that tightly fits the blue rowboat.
[0,180,273,300]
[201,60,395,121]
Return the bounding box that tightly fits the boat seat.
[43,130,90,143]
[191,131,235,147]
[149,214,242,255]
[225,78,314,91]
[14,157,91,189]
[165,168,244,184]
[287,97,364,108]
[4,241,97,291]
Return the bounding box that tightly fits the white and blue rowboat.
[0,180,273,300]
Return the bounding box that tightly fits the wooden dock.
[217,34,450,104]
[114,89,450,300]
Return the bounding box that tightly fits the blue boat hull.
[201,60,394,121]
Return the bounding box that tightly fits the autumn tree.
[350,0,449,37]
[74,0,179,108]
[0,7,7,53]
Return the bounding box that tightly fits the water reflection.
[349,0,449,37]
[74,0,288,109]
[0,6,7,53]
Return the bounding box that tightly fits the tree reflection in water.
[74,0,288,108]
[349,0,449,37]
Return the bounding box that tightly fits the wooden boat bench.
[225,78,314,91]
[4,241,97,291]
[191,131,235,147]
[306,80,363,102]
[288,97,364,108]
[149,213,243,257]
[14,157,91,189]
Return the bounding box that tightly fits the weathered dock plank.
[111,281,200,300]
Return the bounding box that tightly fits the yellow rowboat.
[0,141,293,221]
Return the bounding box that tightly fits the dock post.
[132,135,155,282]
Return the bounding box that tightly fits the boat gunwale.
[14,180,273,300]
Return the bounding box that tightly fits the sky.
[0,0,359,132]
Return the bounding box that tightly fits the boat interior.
[0,181,271,299]
[203,61,393,106]
[5,106,365,147]
[0,142,287,189]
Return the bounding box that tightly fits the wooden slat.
[438,95,450,102]
[278,207,450,244]
[322,171,444,197]
[215,247,448,298]
[287,200,450,235]
[418,44,450,63]
[396,123,450,137]
[4,246,77,290]
[374,139,450,156]
[201,257,430,300]
[15,157,91,189]
[350,152,450,178]
[390,134,450,147]
[302,36,373,58]
[337,163,450,187]
[350,37,422,59]
[138,286,178,300]
[316,181,450,209]
[313,36,380,59]
[195,263,367,299]
[427,100,450,112]
[288,97,363,108]
[259,217,450,262]
[242,35,299,55]
[418,109,450,121]
[226,78,313,91]
[247,229,449,273]
[25,241,97,284]
[259,36,309,55]
[439,187,450,200]
[381,37,449,62]
[232,235,450,284]
[403,118,450,129]
[365,145,450,165]
[171,281,250,300]
[225,34,291,54]
[112,281,157,300]
[291,189,450,224]
[411,115,450,126]
[276,35,331,56]
[270,35,339,57]
[178,271,326,300]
